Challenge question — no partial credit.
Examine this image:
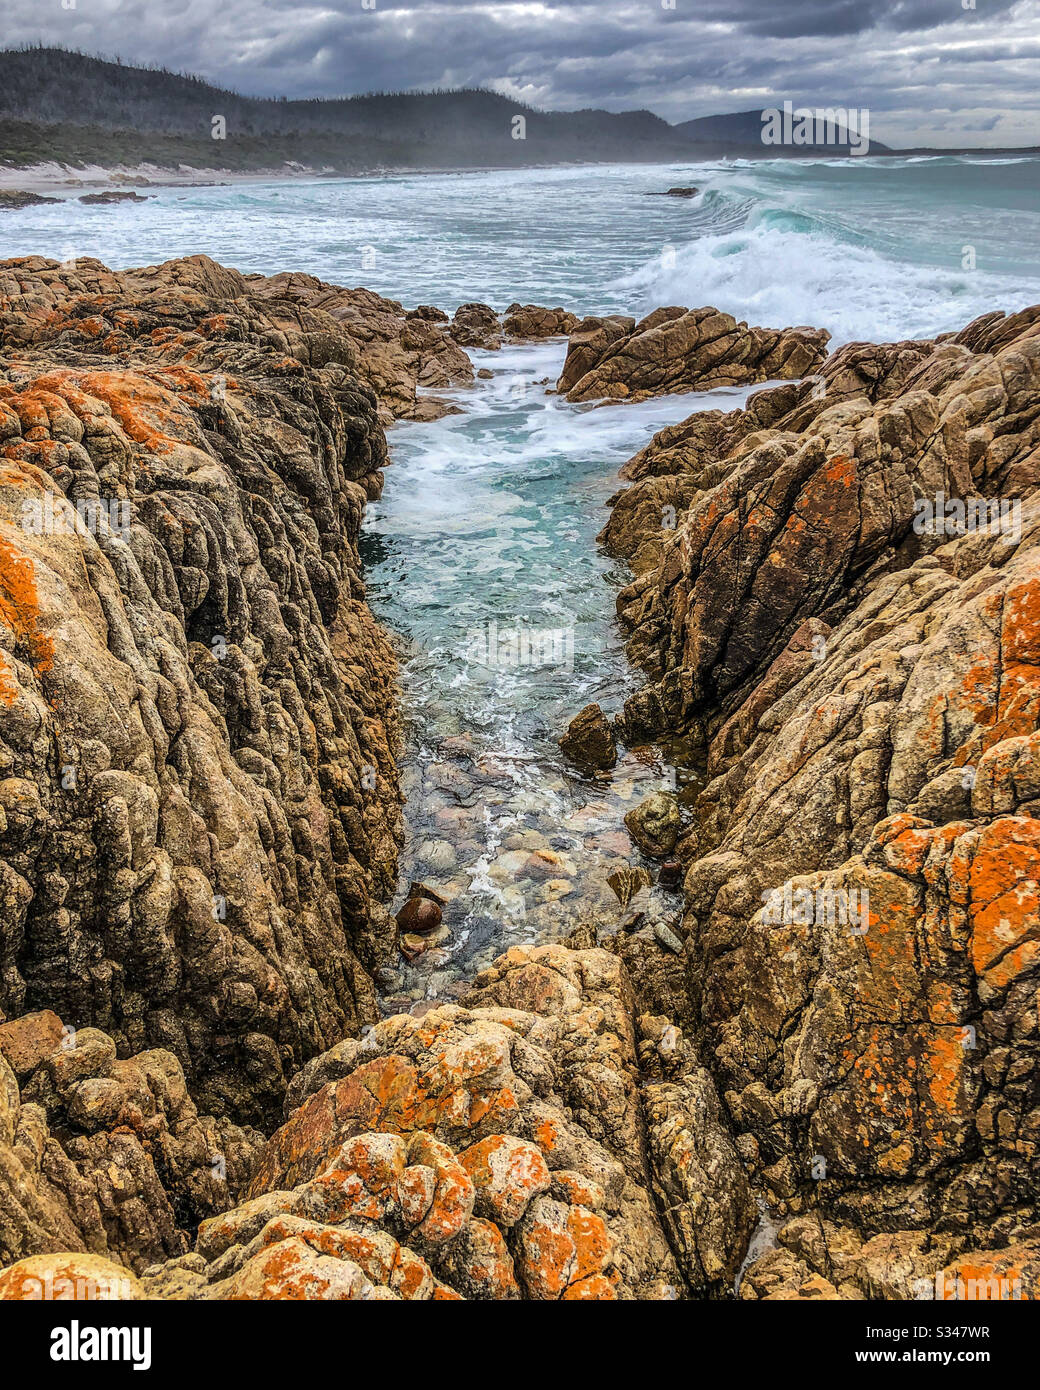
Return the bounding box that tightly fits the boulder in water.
[624,792,681,858]
[559,704,617,770]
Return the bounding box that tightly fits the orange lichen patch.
[822,453,856,487]
[457,1134,551,1227]
[397,1163,436,1226]
[161,366,227,400]
[968,816,1040,989]
[443,1217,520,1299]
[197,313,235,337]
[550,1170,605,1209]
[225,1238,362,1301]
[253,1215,435,1298]
[22,370,189,456]
[923,1029,969,1120]
[516,1201,575,1300]
[2,438,68,467]
[432,1284,464,1300]
[879,822,943,878]
[857,877,925,1014]
[561,1273,618,1300]
[567,1206,611,1284]
[0,1254,140,1301]
[534,1118,559,1153]
[311,1132,405,1223]
[1003,577,1040,666]
[873,814,933,847]
[405,1133,475,1243]
[837,1032,918,1152]
[940,1258,1031,1301]
[0,532,55,703]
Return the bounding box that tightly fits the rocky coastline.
[0,253,1038,1301]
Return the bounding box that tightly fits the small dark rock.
[0,189,61,210]
[78,190,152,205]
[397,897,443,935]
[659,860,683,889]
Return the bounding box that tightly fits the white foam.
[616,224,1040,346]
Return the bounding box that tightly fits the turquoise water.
[6,156,1039,1002]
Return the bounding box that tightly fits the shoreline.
[2,146,1039,198]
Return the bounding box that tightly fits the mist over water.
[7,155,1039,1004]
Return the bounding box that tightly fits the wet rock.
[624,792,681,858]
[558,305,829,404]
[525,849,575,880]
[78,191,151,205]
[658,860,682,889]
[559,704,617,771]
[451,302,501,350]
[607,866,652,906]
[537,878,575,902]
[0,190,62,210]
[503,304,580,340]
[417,839,457,873]
[652,922,684,955]
[408,881,450,907]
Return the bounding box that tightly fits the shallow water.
[362,348,752,1004]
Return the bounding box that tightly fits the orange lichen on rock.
[968,816,1040,990]
[0,531,55,703]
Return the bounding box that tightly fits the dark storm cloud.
[5,0,1040,145]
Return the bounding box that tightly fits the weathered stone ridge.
[557,306,830,403]
[601,303,1040,1295]
[0,254,404,1127]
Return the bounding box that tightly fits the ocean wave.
[615,222,1040,345]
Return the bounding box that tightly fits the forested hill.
[0,47,703,171]
[0,46,1028,174]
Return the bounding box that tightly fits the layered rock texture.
[0,254,404,1128]
[557,306,830,403]
[602,305,1040,1296]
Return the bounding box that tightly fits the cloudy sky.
[10,0,1040,145]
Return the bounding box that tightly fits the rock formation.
[602,304,1040,1295]
[0,254,404,1128]
[245,270,474,425]
[557,306,829,403]
[503,304,580,340]
[0,1009,259,1273]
